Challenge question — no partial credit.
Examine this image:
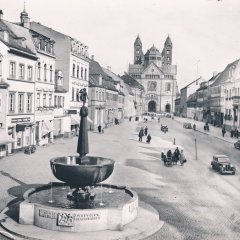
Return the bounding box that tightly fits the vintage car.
[161,124,168,132]
[183,122,192,129]
[211,155,236,175]
[234,140,240,150]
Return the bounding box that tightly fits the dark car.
[211,154,236,175]
[183,122,192,129]
[234,140,240,150]
[161,124,168,132]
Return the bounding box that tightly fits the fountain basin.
[19,183,138,232]
[50,156,115,188]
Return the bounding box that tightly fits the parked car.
[234,140,240,150]
[161,124,168,132]
[183,122,192,129]
[165,113,172,118]
[211,154,236,175]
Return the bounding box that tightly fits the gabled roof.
[181,76,205,91]
[141,62,163,75]
[210,59,240,87]
[0,19,37,57]
[121,73,144,91]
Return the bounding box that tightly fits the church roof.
[134,34,142,46]
[165,35,172,45]
[145,45,161,56]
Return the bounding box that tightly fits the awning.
[16,122,34,132]
[71,115,80,125]
[0,129,15,145]
[41,121,54,136]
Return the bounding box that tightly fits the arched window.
[37,62,41,80]
[50,66,53,82]
[44,64,47,81]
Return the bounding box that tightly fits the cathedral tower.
[134,35,144,65]
[162,35,172,65]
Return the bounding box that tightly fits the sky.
[1,0,240,88]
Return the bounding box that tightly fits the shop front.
[70,114,80,137]
[7,117,35,153]
[35,120,54,146]
[0,129,15,158]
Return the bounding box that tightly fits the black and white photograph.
[0,0,240,239]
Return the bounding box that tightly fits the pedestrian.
[144,126,148,136]
[102,127,104,134]
[173,147,180,164]
[146,133,151,144]
[167,149,172,159]
[158,117,160,123]
[129,116,131,122]
[222,126,226,137]
[193,123,196,131]
[98,125,102,134]
[138,130,143,142]
[179,150,186,166]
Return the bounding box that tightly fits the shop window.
[17,138,21,146]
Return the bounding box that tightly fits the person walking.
[144,126,148,136]
[179,150,186,166]
[222,126,226,137]
[98,125,102,134]
[138,130,143,142]
[146,133,151,144]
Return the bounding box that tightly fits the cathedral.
[128,35,178,113]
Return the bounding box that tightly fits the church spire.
[134,34,142,46]
[164,35,172,46]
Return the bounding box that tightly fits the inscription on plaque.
[57,213,74,227]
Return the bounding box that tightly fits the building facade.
[128,35,178,113]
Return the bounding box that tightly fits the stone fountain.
[0,88,163,239]
[18,88,139,232]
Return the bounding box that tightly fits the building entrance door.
[148,101,156,112]
[165,103,171,113]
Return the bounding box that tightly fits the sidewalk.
[174,116,237,144]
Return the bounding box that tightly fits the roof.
[165,35,172,45]
[181,76,205,91]
[121,73,144,91]
[89,59,108,79]
[0,19,37,57]
[210,59,240,87]
[145,45,161,56]
[134,34,142,46]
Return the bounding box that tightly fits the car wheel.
[232,172,235,175]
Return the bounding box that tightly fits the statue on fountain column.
[77,88,89,157]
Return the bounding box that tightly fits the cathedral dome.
[145,45,161,57]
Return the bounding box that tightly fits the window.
[26,94,32,112]
[43,94,47,106]
[50,43,53,54]
[77,66,79,78]
[44,64,47,81]
[49,94,52,107]
[72,87,75,101]
[44,41,48,51]
[18,93,24,113]
[62,96,65,107]
[9,92,15,113]
[50,66,53,82]
[76,88,79,101]
[165,83,171,91]
[72,64,75,77]
[36,93,40,107]
[27,66,33,80]
[167,57,170,61]
[96,91,98,100]
[0,57,2,77]
[166,50,170,54]
[81,67,83,78]
[37,62,41,80]
[9,61,16,78]
[54,96,57,107]
[84,69,87,80]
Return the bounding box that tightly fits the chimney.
[0,10,3,20]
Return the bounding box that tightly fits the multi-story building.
[29,20,90,137]
[128,35,178,113]
[19,10,56,145]
[0,11,38,153]
[121,73,144,118]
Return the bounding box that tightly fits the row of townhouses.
[175,59,240,131]
[0,9,140,158]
